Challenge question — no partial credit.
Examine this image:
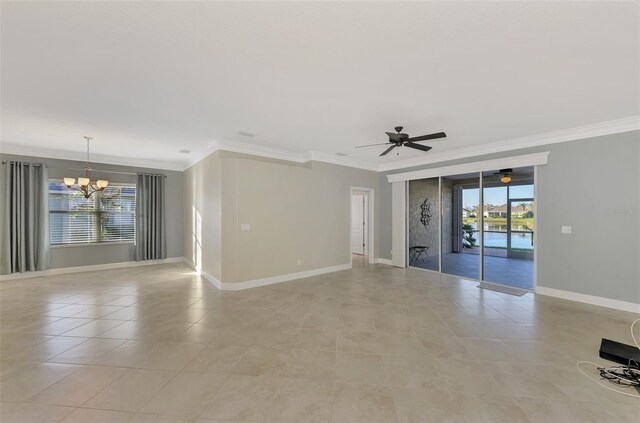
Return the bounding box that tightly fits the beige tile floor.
[1,260,639,423]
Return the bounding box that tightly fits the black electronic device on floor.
[599,338,640,366]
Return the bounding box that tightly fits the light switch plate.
[561,226,572,234]
[240,224,250,231]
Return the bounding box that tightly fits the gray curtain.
[1,161,49,274]
[135,173,167,261]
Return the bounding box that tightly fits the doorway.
[350,187,374,265]
[351,192,368,255]
[406,167,535,290]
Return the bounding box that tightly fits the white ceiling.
[1,1,638,170]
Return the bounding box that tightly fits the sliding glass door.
[509,199,534,260]
[441,173,480,280]
[408,178,440,271]
[482,167,535,289]
[407,167,535,290]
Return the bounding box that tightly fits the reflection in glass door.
[481,183,508,261]
[441,173,480,280]
[482,168,535,289]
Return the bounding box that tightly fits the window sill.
[50,241,135,249]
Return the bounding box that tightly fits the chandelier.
[64,136,109,198]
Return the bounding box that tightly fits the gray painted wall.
[222,153,381,284]
[0,154,184,269]
[183,151,381,284]
[380,131,640,304]
[3,131,637,304]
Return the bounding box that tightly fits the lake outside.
[465,221,533,250]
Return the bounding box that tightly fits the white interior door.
[351,194,367,255]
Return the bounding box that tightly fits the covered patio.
[410,252,534,290]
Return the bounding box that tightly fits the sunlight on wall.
[192,205,202,272]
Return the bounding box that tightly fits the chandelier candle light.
[64,136,108,198]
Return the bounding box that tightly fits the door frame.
[350,193,367,256]
[403,168,538,291]
[350,187,375,265]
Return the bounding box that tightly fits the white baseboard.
[536,286,640,314]
[201,271,223,290]
[373,258,393,266]
[182,258,223,289]
[4,257,382,292]
[185,259,351,291]
[183,258,198,273]
[0,257,185,282]
[220,263,352,291]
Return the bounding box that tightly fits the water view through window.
[407,167,534,290]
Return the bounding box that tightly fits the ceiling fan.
[494,168,513,184]
[355,126,446,156]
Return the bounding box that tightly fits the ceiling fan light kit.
[355,125,446,156]
[495,168,513,184]
[64,136,109,198]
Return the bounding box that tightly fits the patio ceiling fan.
[355,126,446,156]
[495,169,513,184]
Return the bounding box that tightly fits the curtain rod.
[1,161,46,166]
[50,167,167,177]
[2,163,167,177]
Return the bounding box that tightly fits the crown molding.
[376,116,640,172]
[184,139,307,169]
[0,141,185,171]
[4,116,638,174]
[387,151,550,183]
[185,116,638,173]
[217,139,307,163]
[184,139,379,171]
[183,140,222,169]
[307,151,378,171]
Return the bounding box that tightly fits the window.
[49,181,136,245]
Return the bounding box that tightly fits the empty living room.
[1,1,639,422]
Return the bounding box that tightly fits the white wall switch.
[297,259,302,266]
[561,226,572,234]
[240,223,250,231]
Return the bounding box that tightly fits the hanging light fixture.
[64,136,108,198]
[494,168,513,184]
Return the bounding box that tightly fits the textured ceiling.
[1,1,638,169]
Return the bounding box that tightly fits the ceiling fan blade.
[380,145,396,156]
[405,142,432,152]
[406,132,447,142]
[354,142,392,148]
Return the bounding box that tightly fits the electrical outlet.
[240,223,250,231]
[561,226,572,234]
[297,259,302,266]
